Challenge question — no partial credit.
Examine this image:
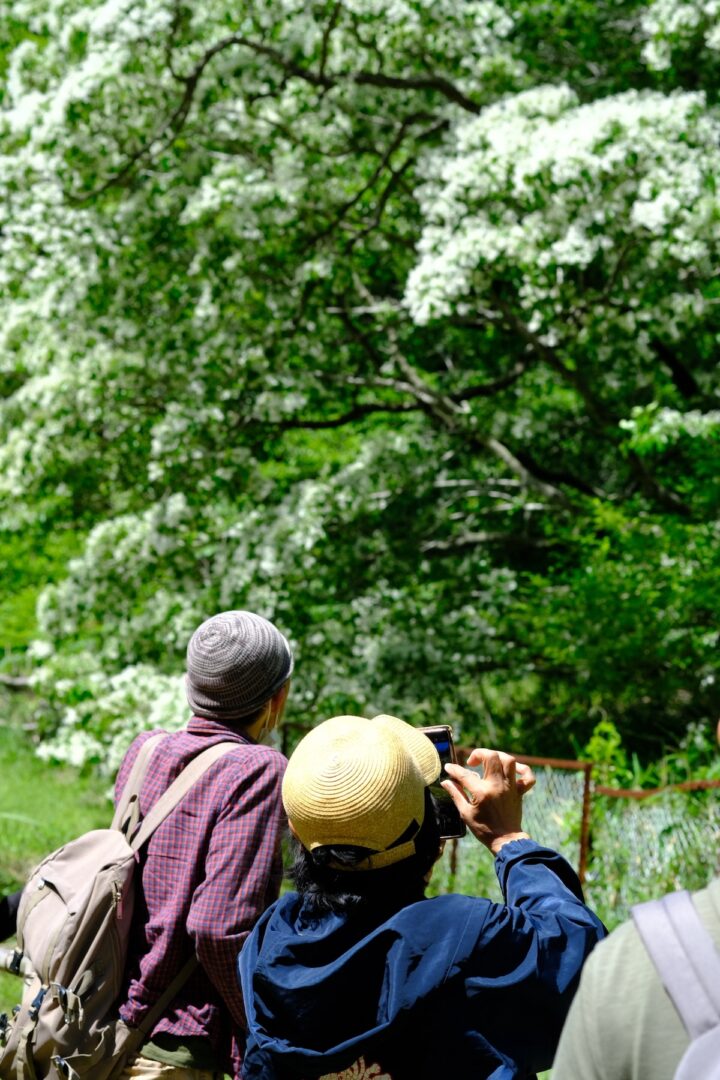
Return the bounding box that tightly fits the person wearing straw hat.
[114,609,294,1080]
[237,713,606,1080]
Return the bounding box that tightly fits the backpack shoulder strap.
[632,889,720,1039]
[129,741,240,851]
[111,732,167,833]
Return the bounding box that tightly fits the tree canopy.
[1,0,719,769]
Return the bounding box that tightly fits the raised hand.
[442,748,535,855]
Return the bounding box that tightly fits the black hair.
[291,788,443,917]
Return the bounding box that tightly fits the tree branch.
[487,294,692,513]
[273,400,419,429]
[319,3,342,79]
[348,156,416,245]
[307,111,437,246]
[653,340,704,402]
[0,674,31,690]
[331,296,572,505]
[421,531,556,553]
[69,35,231,201]
[489,292,615,428]
[351,70,481,114]
[69,28,479,200]
[511,447,604,498]
[456,362,529,399]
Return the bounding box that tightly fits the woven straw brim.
[283,714,441,859]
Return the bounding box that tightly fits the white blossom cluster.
[405,86,720,358]
[37,494,204,657]
[0,344,148,504]
[34,657,187,775]
[641,0,720,69]
[337,0,516,82]
[3,0,175,136]
[620,404,720,451]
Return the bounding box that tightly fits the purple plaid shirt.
[114,717,287,1078]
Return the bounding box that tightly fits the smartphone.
[419,725,467,840]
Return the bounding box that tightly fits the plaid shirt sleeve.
[186,747,287,1032]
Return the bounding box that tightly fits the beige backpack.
[0,736,236,1080]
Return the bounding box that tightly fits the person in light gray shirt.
[552,718,720,1080]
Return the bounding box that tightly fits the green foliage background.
[0,0,719,771]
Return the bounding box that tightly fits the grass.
[0,713,110,1012]
[0,720,111,891]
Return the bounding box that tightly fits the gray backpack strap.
[111,733,167,832]
[632,890,720,1039]
[129,741,239,851]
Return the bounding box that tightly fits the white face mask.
[257,707,281,747]
[260,726,282,750]
[255,686,288,746]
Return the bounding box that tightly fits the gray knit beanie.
[186,610,294,722]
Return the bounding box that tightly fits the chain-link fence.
[584,780,720,923]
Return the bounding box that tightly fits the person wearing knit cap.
[238,714,606,1080]
[185,610,293,724]
[113,610,294,1080]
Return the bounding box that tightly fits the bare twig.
[319,3,342,79]
[308,111,437,246]
[421,531,555,553]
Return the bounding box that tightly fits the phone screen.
[420,726,467,840]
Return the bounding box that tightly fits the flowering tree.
[1,0,719,768]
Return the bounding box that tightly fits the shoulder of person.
[214,740,288,777]
[694,877,720,950]
[225,739,287,762]
[578,914,650,991]
[391,893,492,946]
[129,727,168,750]
[117,726,169,773]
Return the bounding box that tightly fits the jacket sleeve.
[0,889,22,941]
[465,839,607,1076]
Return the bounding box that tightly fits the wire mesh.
[583,788,720,924]
[520,765,588,860]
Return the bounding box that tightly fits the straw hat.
[282,714,441,871]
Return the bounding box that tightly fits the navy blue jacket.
[238,840,606,1079]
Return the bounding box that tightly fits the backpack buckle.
[52,1055,80,1080]
[28,986,47,1021]
[52,984,83,1026]
[8,950,22,976]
